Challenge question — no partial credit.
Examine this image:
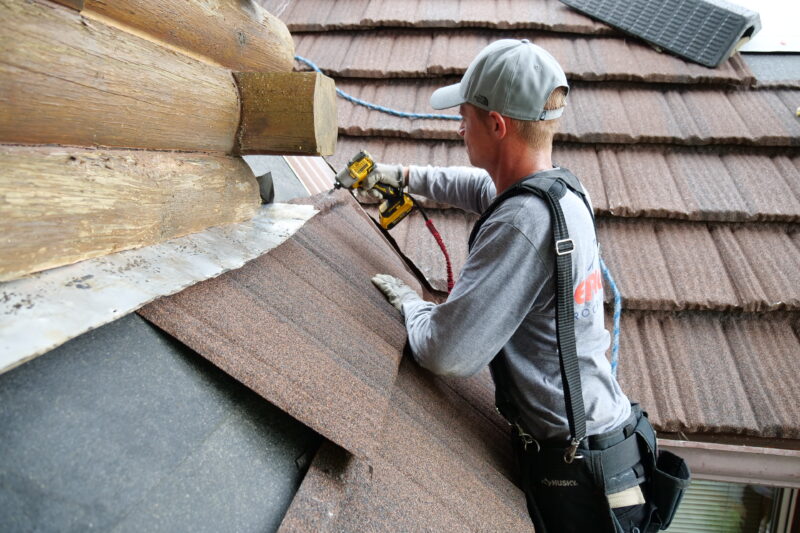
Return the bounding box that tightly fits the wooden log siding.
[235,72,338,155]
[50,0,83,9]
[0,0,240,152]
[0,146,261,282]
[82,0,295,72]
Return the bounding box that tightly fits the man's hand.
[359,163,404,199]
[371,274,421,313]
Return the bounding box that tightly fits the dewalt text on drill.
[334,150,414,230]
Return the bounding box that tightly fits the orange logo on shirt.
[574,269,603,305]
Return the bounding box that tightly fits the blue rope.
[295,55,462,121]
[296,53,623,372]
[600,256,622,377]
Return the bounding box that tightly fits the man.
[368,40,653,532]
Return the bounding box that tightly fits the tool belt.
[514,404,689,532]
[469,169,690,532]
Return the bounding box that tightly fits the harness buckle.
[563,438,584,464]
[555,238,574,255]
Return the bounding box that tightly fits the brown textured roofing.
[565,217,800,313]
[295,30,755,84]
[280,358,532,532]
[139,191,425,459]
[617,311,800,439]
[334,80,800,146]
[261,0,610,33]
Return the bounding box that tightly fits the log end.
[234,71,338,156]
[314,73,338,156]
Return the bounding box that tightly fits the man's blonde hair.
[509,87,567,149]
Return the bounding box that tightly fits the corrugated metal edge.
[284,155,336,195]
[0,203,318,375]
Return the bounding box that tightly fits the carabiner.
[563,438,584,464]
[515,423,540,453]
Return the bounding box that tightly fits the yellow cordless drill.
[334,150,415,230]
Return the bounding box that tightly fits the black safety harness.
[468,168,690,532]
[468,167,592,463]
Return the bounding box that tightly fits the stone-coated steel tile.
[599,219,800,311]
[617,311,800,439]
[280,359,532,532]
[654,220,739,310]
[665,149,752,221]
[596,219,680,310]
[718,224,800,311]
[260,0,342,31]
[334,81,800,147]
[278,443,358,533]
[599,147,690,219]
[645,313,761,434]
[559,144,610,212]
[708,225,771,312]
[728,89,800,146]
[770,154,800,207]
[140,191,424,459]
[615,311,687,432]
[263,0,609,33]
[722,316,800,439]
[719,152,800,222]
[295,30,754,84]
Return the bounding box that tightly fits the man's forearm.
[407,165,494,214]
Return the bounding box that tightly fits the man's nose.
[458,121,465,137]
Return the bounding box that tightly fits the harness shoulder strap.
[470,168,594,462]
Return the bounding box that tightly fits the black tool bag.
[469,169,690,532]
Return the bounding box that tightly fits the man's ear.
[488,110,507,139]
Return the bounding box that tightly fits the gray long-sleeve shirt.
[402,165,631,440]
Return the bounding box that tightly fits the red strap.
[425,219,454,293]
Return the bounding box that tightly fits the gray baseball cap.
[430,39,569,121]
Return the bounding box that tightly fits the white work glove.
[358,163,405,199]
[371,274,421,313]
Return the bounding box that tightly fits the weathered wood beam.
[0,145,261,282]
[0,0,240,152]
[1,1,334,155]
[81,0,295,72]
[235,71,338,156]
